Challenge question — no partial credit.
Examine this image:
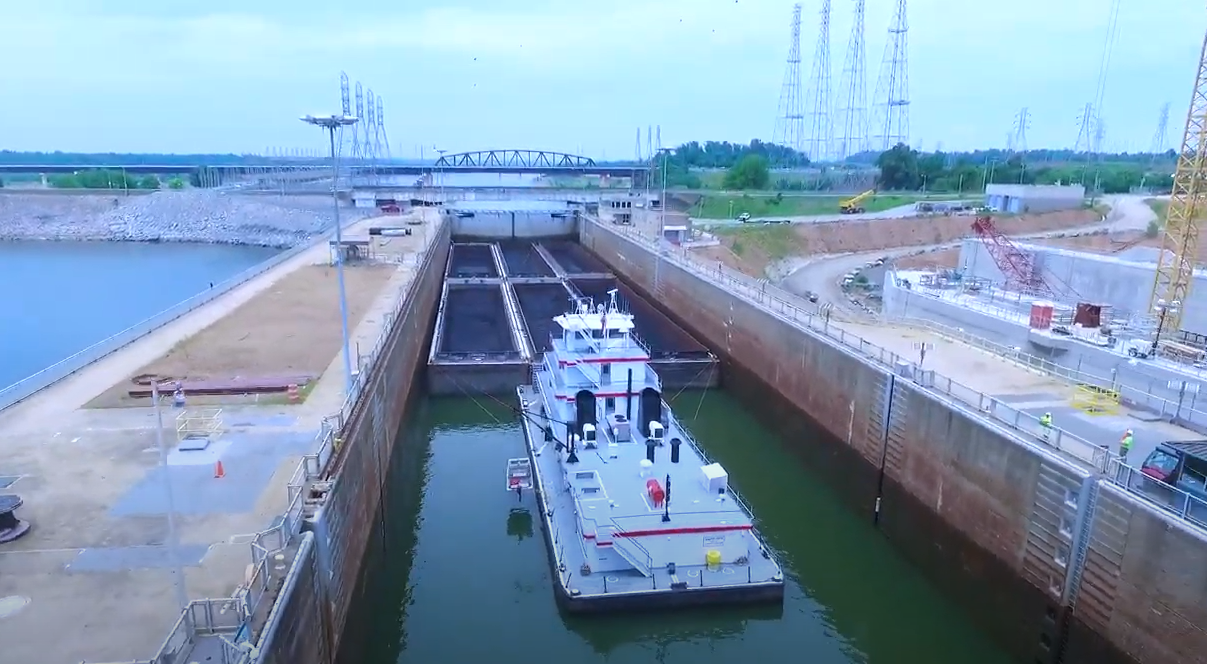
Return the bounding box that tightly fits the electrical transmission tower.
[1072,102,1096,154]
[635,128,643,162]
[353,82,365,162]
[835,0,869,159]
[339,72,351,158]
[773,3,806,152]
[377,97,390,160]
[872,0,910,151]
[1149,102,1171,157]
[1012,107,1030,155]
[365,89,378,183]
[804,0,833,162]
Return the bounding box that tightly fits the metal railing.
[893,315,1207,427]
[1,233,323,413]
[91,220,448,664]
[1107,458,1207,529]
[595,220,1111,472]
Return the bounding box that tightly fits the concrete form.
[958,237,1207,335]
[582,217,1207,664]
[0,211,439,664]
[985,183,1086,214]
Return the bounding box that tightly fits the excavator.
[839,189,875,214]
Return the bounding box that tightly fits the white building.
[985,183,1086,214]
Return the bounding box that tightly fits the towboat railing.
[662,408,763,532]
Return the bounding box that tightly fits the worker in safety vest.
[1118,429,1134,462]
[1040,412,1052,428]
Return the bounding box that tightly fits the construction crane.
[1149,23,1207,334]
[840,189,875,214]
[970,215,1058,296]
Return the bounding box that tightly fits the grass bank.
[693,193,968,219]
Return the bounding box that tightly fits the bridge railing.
[593,219,1113,472]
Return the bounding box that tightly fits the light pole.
[152,380,189,612]
[657,147,671,239]
[1152,298,1181,357]
[434,147,447,207]
[301,113,358,396]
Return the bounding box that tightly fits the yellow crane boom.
[1150,24,1207,333]
[840,189,875,214]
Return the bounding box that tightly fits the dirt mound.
[793,209,1098,255]
[701,209,1101,277]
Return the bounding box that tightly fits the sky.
[0,0,1202,158]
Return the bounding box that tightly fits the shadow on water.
[347,392,1016,664]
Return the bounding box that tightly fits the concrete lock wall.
[958,238,1207,335]
[449,210,577,239]
[260,221,451,664]
[579,219,1207,664]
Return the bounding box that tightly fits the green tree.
[876,143,921,189]
[167,177,186,190]
[137,175,161,189]
[722,154,770,190]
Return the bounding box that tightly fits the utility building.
[984,183,1086,214]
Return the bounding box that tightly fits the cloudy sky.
[0,0,1201,158]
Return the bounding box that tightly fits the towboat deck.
[517,383,784,610]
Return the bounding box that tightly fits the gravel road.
[0,190,363,247]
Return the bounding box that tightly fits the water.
[0,241,279,388]
[358,393,1015,664]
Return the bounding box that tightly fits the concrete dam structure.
[245,215,1207,664]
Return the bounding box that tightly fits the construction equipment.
[1148,21,1207,334]
[1072,384,1120,416]
[839,189,874,214]
[970,215,1058,296]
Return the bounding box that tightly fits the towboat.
[511,289,785,611]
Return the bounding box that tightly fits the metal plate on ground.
[178,435,211,452]
[0,476,20,489]
[1127,411,1165,422]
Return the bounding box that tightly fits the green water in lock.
[357,391,1016,664]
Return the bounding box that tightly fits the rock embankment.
[0,191,360,248]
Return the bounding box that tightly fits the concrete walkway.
[0,210,437,664]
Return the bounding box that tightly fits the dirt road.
[778,196,1156,320]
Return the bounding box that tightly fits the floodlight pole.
[302,114,358,397]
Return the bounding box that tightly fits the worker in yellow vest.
[1040,412,1052,428]
[1118,429,1134,463]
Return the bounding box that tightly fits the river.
[0,240,279,389]
[354,393,1015,664]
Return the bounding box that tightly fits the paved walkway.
[0,209,437,664]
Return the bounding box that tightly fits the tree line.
[875,143,1174,195]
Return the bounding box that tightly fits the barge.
[511,289,785,611]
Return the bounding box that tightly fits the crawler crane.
[1149,21,1207,335]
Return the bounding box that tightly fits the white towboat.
[511,289,784,611]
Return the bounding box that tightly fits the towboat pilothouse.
[511,289,785,611]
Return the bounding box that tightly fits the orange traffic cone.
[214,460,225,478]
